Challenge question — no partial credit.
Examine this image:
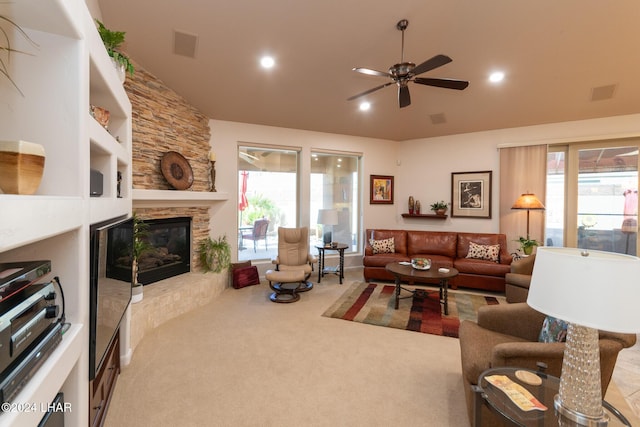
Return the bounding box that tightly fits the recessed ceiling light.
[260,56,275,69]
[359,102,371,111]
[489,71,505,83]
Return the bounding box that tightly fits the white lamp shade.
[317,209,338,225]
[527,247,640,333]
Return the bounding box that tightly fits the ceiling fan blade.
[347,82,393,101]
[399,85,411,108]
[412,54,452,76]
[414,77,469,90]
[352,67,391,78]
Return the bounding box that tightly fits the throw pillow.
[369,237,395,254]
[538,316,569,343]
[466,241,501,262]
[232,265,260,289]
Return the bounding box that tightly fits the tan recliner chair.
[265,227,317,303]
[505,254,535,303]
[459,303,636,426]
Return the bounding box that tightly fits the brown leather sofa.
[459,303,636,425]
[363,229,512,292]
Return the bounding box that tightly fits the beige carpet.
[104,269,639,427]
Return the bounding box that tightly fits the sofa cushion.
[466,241,500,263]
[363,253,409,267]
[369,237,395,254]
[407,231,457,258]
[454,258,511,277]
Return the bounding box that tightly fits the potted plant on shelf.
[1,15,38,95]
[95,19,134,82]
[132,213,151,303]
[430,201,449,216]
[198,235,231,273]
[516,236,540,256]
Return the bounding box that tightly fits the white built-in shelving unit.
[0,0,131,425]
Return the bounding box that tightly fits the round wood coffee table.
[385,262,459,315]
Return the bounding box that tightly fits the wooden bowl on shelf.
[0,140,46,195]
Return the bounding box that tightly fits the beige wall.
[209,114,640,270]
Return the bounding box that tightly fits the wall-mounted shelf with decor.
[401,213,448,219]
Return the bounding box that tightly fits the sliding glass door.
[553,140,639,255]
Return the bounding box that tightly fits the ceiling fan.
[348,19,469,108]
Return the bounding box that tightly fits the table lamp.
[317,209,338,245]
[527,247,640,426]
[511,193,545,238]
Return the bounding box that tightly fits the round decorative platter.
[160,151,194,190]
[411,258,431,270]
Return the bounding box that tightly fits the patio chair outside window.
[242,218,269,252]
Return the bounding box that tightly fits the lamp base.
[555,323,608,426]
[555,395,609,426]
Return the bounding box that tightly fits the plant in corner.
[95,19,134,76]
[430,200,449,215]
[198,235,231,273]
[516,236,540,255]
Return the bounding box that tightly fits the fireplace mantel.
[133,189,229,208]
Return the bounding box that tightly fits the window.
[309,151,361,252]
[546,140,638,255]
[238,146,299,261]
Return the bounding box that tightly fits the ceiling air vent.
[590,84,617,102]
[173,30,198,58]
[429,113,447,125]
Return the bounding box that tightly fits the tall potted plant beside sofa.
[516,236,539,255]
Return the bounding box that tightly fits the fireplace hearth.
[137,217,191,285]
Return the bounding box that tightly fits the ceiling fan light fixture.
[359,102,371,111]
[347,19,469,108]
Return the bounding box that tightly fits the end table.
[315,243,348,284]
[473,366,631,426]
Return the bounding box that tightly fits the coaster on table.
[515,370,542,386]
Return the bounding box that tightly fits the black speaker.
[90,169,103,197]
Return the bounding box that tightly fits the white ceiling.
[98,0,640,141]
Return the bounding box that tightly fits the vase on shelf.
[408,196,415,214]
[435,208,447,216]
[415,200,421,214]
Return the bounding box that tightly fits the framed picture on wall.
[370,175,394,204]
[451,171,492,218]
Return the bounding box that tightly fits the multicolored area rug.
[322,282,506,338]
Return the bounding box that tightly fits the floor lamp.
[511,193,545,238]
[528,247,640,426]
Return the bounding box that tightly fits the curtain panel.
[499,145,548,254]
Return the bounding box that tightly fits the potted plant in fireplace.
[198,235,231,273]
[132,213,151,303]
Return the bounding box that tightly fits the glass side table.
[473,367,631,427]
